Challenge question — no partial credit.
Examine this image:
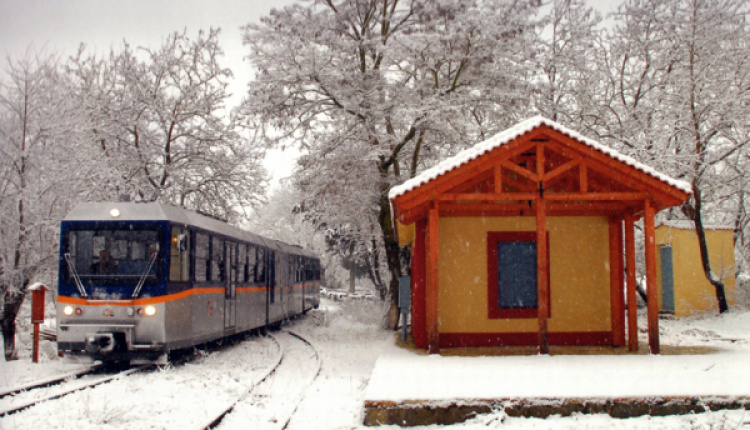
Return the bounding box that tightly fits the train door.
[265,249,276,325]
[225,242,237,330]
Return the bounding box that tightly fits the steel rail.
[0,364,102,399]
[197,332,284,429]
[279,328,322,430]
[0,364,152,417]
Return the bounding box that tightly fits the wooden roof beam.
[500,159,539,182]
[545,192,648,201]
[543,158,581,183]
[439,193,538,202]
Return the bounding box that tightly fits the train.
[56,202,321,365]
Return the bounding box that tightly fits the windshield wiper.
[132,253,158,298]
[64,253,88,298]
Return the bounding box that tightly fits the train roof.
[63,202,318,258]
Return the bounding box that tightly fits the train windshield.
[62,224,165,294]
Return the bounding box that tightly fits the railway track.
[0,364,153,417]
[0,328,317,428]
[200,329,322,430]
[0,364,103,399]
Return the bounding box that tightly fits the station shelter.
[389,116,691,355]
[656,222,736,318]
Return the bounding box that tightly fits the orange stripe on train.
[58,282,320,306]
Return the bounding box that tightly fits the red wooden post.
[536,143,549,354]
[609,217,625,346]
[616,219,626,346]
[411,219,427,349]
[537,198,549,354]
[644,200,660,354]
[31,284,49,363]
[427,202,440,354]
[625,216,639,351]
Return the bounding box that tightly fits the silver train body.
[56,202,321,364]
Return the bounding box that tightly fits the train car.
[56,202,321,364]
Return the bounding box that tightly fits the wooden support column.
[609,217,625,346]
[536,143,549,354]
[426,202,440,354]
[494,165,503,193]
[644,200,660,354]
[624,215,638,352]
[411,219,427,349]
[580,163,588,192]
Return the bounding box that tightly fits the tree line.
[1,0,748,359]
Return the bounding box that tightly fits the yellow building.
[656,223,736,318]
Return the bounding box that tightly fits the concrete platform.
[363,338,750,426]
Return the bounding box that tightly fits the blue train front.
[57,202,322,365]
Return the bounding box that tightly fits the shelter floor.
[364,334,749,426]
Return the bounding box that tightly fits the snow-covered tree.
[532,0,603,126]
[597,0,750,312]
[240,0,541,327]
[0,53,90,360]
[69,28,268,222]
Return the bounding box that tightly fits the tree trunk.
[377,175,402,330]
[2,289,26,361]
[691,184,729,313]
[349,267,356,293]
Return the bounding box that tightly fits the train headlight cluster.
[63,305,83,316]
[137,305,157,316]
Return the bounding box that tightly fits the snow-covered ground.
[2,297,750,429]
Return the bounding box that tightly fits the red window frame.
[487,231,551,319]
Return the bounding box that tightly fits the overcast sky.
[0,0,622,189]
[0,0,300,107]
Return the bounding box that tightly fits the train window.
[195,232,210,282]
[170,226,190,282]
[308,258,314,281]
[297,257,303,283]
[237,244,247,285]
[246,246,256,283]
[256,248,265,283]
[296,257,302,283]
[211,236,225,282]
[227,242,237,294]
[62,226,164,288]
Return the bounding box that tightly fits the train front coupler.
[84,332,119,355]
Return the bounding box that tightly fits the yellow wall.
[397,221,416,247]
[438,216,612,334]
[655,226,736,318]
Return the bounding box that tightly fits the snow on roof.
[389,115,692,200]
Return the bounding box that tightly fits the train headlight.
[109,208,121,218]
[75,307,83,315]
[138,305,157,316]
[63,305,74,316]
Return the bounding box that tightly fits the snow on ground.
[365,328,750,401]
[1,335,278,429]
[1,298,750,429]
[286,299,393,429]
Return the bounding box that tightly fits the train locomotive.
[56,202,321,364]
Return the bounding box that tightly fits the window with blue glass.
[487,232,550,319]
